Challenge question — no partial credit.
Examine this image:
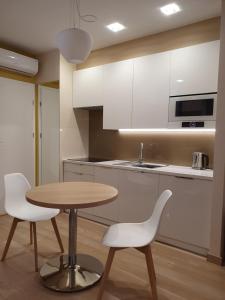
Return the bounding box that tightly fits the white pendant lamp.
[56,0,95,64]
[56,27,93,64]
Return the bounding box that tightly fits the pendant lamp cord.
[73,0,76,28]
[73,0,97,28]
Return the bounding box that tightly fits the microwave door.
[175,98,214,117]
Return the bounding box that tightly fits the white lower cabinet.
[63,163,94,215]
[93,167,119,221]
[81,167,159,224]
[63,163,94,182]
[158,175,212,254]
[63,162,213,255]
[63,170,94,182]
[118,170,159,223]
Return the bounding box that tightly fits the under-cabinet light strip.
[118,128,216,133]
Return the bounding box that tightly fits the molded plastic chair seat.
[1,173,64,272]
[97,189,172,300]
[8,201,59,222]
[103,222,155,248]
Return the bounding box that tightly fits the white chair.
[97,189,172,300]
[1,173,64,271]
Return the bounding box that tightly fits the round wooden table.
[26,181,118,292]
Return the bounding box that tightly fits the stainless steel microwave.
[168,93,217,128]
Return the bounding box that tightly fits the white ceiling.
[0,0,221,55]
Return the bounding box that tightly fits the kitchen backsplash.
[89,110,215,168]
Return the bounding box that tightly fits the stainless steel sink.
[132,162,166,169]
[114,161,167,169]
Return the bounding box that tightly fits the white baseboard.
[157,235,208,256]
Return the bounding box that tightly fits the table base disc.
[40,254,103,292]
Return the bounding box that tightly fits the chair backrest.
[143,189,172,241]
[4,173,31,216]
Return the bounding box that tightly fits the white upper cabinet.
[170,40,220,96]
[73,66,103,108]
[103,59,133,129]
[73,40,220,128]
[132,52,170,128]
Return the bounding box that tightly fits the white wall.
[209,0,225,261]
[36,50,60,83]
[59,55,89,180]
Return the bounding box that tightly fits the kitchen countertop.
[63,159,213,181]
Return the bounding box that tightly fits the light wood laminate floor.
[0,213,225,300]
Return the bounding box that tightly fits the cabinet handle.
[71,171,83,175]
[94,166,108,170]
[175,176,194,180]
[71,172,94,176]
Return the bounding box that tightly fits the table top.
[26,182,118,209]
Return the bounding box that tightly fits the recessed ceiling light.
[160,3,181,16]
[106,22,125,32]
[9,55,16,59]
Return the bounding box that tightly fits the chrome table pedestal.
[40,209,103,292]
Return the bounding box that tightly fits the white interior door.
[0,77,35,212]
[39,86,60,184]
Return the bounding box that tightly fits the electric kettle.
[192,152,209,170]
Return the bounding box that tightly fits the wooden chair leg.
[144,245,158,300]
[1,218,19,261]
[51,217,64,253]
[97,247,116,300]
[32,222,38,272]
[30,222,33,244]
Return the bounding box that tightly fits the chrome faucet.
[138,142,144,164]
